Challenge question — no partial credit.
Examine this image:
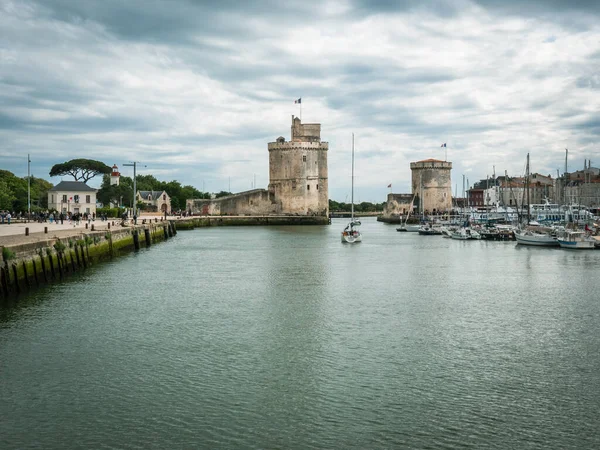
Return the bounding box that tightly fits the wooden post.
[144,228,151,246]
[133,230,140,250]
[12,264,20,294]
[32,257,39,286]
[40,254,48,283]
[48,253,55,279]
[1,266,9,297]
[44,227,48,234]
[22,261,30,288]
[25,227,29,236]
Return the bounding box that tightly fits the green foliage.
[93,236,100,245]
[0,179,16,210]
[2,247,16,262]
[96,174,133,208]
[53,240,66,254]
[83,236,93,247]
[68,239,74,248]
[104,232,111,241]
[0,170,53,212]
[49,159,111,182]
[96,207,125,218]
[215,191,232,198]
[328,199,385,213]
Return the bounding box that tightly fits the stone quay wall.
[0,222,176,299]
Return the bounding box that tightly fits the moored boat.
[557,230,596,249]
[515,229,559,246]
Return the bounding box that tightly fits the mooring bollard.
[44,226,48,234]
[85,223,88,229]
[25,227,29,236]
[108,222,111,230]
[91,224,94,231]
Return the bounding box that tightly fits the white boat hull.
[515,232,558,246]
[341,231,362,243]
[557,239,596,249]
[397,224,421,232]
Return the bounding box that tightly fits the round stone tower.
[410,159,452,213]
[267,116,329,216]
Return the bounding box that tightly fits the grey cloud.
[576,75,600,89]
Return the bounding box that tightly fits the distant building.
[381,158,453,219]
[137,190,171,214]
[186,115,329,217]
[48,181,97,215]
[410,159,453,214]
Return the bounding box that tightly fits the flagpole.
[300,101,302,121]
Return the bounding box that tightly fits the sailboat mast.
[351,133,354,220]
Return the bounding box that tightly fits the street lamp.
[123,161,145,219]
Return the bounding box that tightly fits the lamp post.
[27,154,31,220]
[123,162,146,219]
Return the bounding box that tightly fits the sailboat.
[341,134,362,243]
[514,153,559,247]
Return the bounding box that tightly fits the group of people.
[0,210,13,224]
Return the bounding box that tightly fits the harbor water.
[1,218,599,449]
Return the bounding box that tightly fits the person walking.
[7,212,11,224]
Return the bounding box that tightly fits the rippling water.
[1,218,600,449]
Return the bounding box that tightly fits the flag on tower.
[441,143,446,147]
[294,98,301,104]
[387,184,392,188]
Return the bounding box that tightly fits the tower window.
[303,155,306,162]
[292,181,297,189]
[316,184,319,190]
[307,184,310,191]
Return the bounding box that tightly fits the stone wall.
[381,193,415,219]
[186,189,279,216]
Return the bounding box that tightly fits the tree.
[215,191,232,198]
[49,159,111,183]
[0,180,16,210]
[96,174,133,207]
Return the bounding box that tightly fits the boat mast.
[351,133,354,222]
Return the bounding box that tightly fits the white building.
[48,181,97,215]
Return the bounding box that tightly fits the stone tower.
[410,159,452,213]
[110,164,120,186]
[268,116,329,216]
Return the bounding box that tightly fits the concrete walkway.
[0,215,172,246]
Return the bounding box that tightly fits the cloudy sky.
[1,0,599,202]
